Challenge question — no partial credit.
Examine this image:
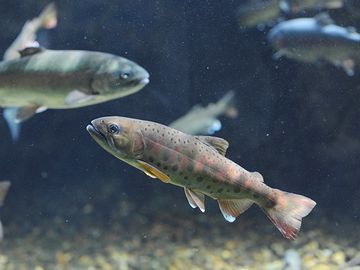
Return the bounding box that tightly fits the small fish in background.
[283,249,302,270]
[340,256,360,270]
[3,2,57,61]
[237,0,282,29]
[268,13,360,76]
[280,0,344,14]
[87,116,316,240]
[169,91,238,135]
[0,48,149,140]
[0,181,11,241]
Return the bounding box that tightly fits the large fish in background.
[0,181,10,241]
[87,116,316,240]
[0,48,149,140]
[0,4,149,140]
[169,91,238,135]
[268,13,360,76]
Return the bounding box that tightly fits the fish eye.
[119,72,130,80]
[108,124,121,134]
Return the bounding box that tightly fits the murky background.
[0,1,359,269]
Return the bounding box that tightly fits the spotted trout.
[87,117,316,240]
[0,47,149,140]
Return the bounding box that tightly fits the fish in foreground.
[268,13,360,76]
[0,47,149,140]
[0,181,11,241]
[3,2,57,61]
[169,91,238,135]
[87,116,316,240]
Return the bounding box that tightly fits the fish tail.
[38,2,57,29]
[261,189,316,240]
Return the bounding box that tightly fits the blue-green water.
[0,1,359,269]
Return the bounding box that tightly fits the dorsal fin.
[195,136,229,156]
[315,13,334,26]
[19,47,45,57]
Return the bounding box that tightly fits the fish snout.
[136,66,150,85]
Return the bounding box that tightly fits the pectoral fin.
[137,160,170,183]
[65,90,95,106]
[184,188,205,212]
[218,199,254,222]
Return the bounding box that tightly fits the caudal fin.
[262,191,316,240]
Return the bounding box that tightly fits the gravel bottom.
[0,205,359,270]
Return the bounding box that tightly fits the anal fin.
[184,188,205,212]
[218,199,253,222]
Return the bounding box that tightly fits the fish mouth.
[86,122,107,146]
[140,77,149,85]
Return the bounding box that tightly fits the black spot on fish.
[157,129,159,133]
[234,187,241,193]
[172,165,178,172]
[187,165,193,172]
[196,176,203,182]
[145,128,148,131]
[217,188,223,193]
[266,200,275,208]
